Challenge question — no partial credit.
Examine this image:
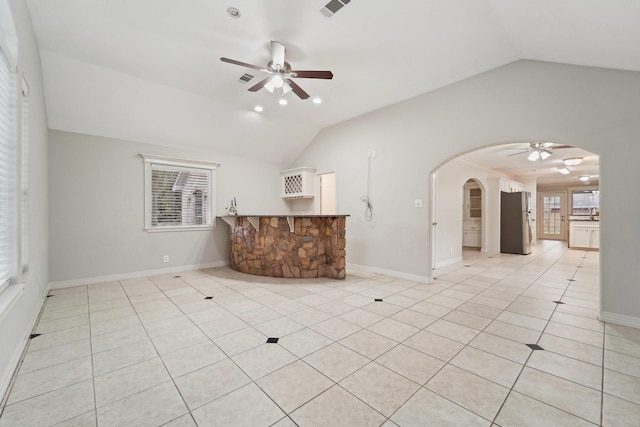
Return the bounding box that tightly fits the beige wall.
[48,130,291,284]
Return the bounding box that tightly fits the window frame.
[569,186,599,217]
[0,46,17,293]
[140,153,220,232]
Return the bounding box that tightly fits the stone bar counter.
[220,215,348,279]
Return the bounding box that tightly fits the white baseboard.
[49,261,229,289]
[598,311,640,329]
[434,256,463,269]
[347,263,430,283]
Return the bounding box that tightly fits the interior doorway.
[462,179,482,250]
[538,191,566,240]
[318,172,336,214]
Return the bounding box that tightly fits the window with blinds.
[21,80,28,274]
[141,154,220,231]
[0,48,16,292]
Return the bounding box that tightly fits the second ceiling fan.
[220,41,333,100]
[508,142,572,161]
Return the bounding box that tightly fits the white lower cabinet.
[569,221,599,250]
[463,223,481,247]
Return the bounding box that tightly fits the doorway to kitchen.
[538,191,566,241]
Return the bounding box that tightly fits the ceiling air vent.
[320,0,351,18]
[239,73,254,83]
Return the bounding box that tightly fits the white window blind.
[0,47,16,291]
[21,79,29,273]
[151,164,211,227]
[141,154,220,231]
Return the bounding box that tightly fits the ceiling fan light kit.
[563,157,583,166]
[221,41,333,103]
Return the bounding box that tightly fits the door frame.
[316,172,337,215]
[538,191,567,241]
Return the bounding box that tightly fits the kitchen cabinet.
[464,182,482,220]
[463,224,481,247]
[569,221,599,250]
[499,178,524,193]
[280,167,316,199]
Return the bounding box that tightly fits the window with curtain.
[140,154,220,231]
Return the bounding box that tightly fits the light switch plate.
[414,199,423,208]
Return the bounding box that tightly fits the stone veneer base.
[229,216,347,280]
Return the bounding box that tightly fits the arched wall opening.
[430,141,599,270]
[293,60,640,325]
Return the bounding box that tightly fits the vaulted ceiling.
[25,0,640,166]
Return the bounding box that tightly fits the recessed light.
[312,97,322,104]
[278,98,288,106]
[254,105,263,112]
[579,175,590,182]
[557,167,570,175]
[226,7,241,18]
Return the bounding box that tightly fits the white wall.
[0,0,50,400]
[292,60,640,325]
[48,130,290,285]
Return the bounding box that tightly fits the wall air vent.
[239,73,254,83]
[320,0,351,18]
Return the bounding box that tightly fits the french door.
[538,192,566,240]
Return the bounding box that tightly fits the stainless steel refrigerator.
[500,191,532,255]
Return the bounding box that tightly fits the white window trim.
[140,153,220,232]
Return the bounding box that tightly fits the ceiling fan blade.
[290,70,334,79]
[287,79,310,100]
[508,150,530,157]
[271,41,285,69]
[220,57,266,72]
[552,145,574,149]
[248,77,271,92]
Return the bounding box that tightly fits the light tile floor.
[2,240,640,426]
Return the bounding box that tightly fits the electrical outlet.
[371,150,376,158]
[163,255,169,263]
[414,199,423,208]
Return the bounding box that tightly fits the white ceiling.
[459,142,599,186]
[24,0,639,173]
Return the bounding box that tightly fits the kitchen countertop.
[219,214,350,218]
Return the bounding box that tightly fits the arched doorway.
[430,142,599,269]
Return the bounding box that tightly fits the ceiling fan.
[508,142,572,161]
[220,41,333,100]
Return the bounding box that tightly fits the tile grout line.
[85,285,99,427]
